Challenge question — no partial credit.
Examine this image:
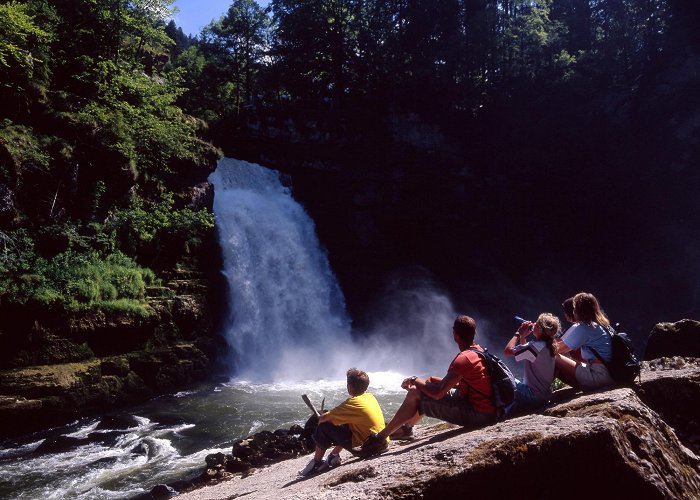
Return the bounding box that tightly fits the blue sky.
[173,0,270,36]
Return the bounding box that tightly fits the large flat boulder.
[179,379,700,499]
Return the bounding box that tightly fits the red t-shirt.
[448,344,495,414]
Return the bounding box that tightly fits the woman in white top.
[555,292,613,390]
[503,313,560,415]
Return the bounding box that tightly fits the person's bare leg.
[555,354,579,387]
[330,445,342,455]
[376,388,422,439]
[389,410,422,438]
[313,445,325,462]
[404,411,422,427]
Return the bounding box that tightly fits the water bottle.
[514,316,527,325]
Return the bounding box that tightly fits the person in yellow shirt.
[298,368,386,476]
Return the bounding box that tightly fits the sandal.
[389,424,414,440]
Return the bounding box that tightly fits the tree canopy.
[1,0,698,324]
[0,0,216,314]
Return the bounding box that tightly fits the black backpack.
[466,347,517,417]
[591,324,641,387]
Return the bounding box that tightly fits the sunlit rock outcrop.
[178,365,700,500]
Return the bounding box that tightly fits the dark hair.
[453,315,476,344]
[562,297,575,319]
[346,368,370,395]
[573,292,610,327]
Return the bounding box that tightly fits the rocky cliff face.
[0,267,228,438]
[176,360,700,500]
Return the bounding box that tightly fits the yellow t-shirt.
[327,392,385,447]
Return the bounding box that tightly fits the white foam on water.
[0,439,43,459]
[174,390,199,398]
[249,420,265,435]
[64,420,100,439]
[0,415,212,499]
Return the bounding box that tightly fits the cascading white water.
[208,158,353,381]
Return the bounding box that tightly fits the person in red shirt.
[359,315,496,455]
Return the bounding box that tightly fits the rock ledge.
[179,365,700,500]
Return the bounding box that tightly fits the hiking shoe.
[316,453,340,473]
[389,424,414,440]
[298,459,323,477]
[326,453,341,468]
[359,431,389,456]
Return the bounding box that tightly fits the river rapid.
[0,375,411,499]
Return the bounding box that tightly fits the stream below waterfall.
[0,376,410,499]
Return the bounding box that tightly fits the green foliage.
[501,0,568,81]
[0,120,52,181]
[0,0,217,227]
[0,230,155,316]
[551,378,567,392]
[0,1,51,69]
[73,60,200,179]
[105,192,214,265]
[0,228,35,273]
[120,0,176,61]
[270,0,358,100]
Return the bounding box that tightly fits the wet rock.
[34,435,88,454]
[0,259,223,439]
[100,357,131,377]
[87,430,125,447]
[150,484,175,499]
[230,428,315,467]
[205,452,227,468]
[288,424,304,436]
[95,413,140,430]
[0,395,42,411]
[178,182,214,211]
[131,441,151,456]
[189,419,317,489]
[644,319,700,360]
[225,456,251,473]
[172,295,206,331]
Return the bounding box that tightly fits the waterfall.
[208,158,352,381]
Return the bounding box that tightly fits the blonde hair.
[536,312,560,356]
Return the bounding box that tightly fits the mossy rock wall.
[0,269,228,437]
